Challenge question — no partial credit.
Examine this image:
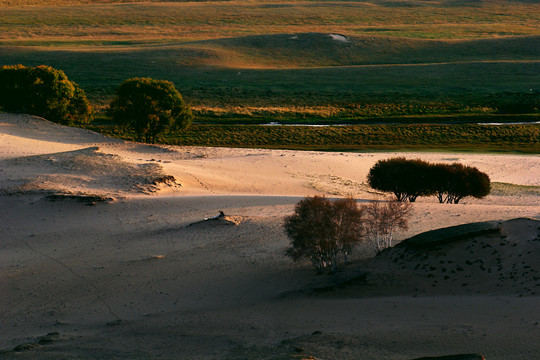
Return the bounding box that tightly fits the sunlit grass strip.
[490,182,540,196]
[85,123,540,153]
[0,1,538,41]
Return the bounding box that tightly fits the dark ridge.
[397,220,502,250]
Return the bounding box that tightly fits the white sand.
[1,114,539,359]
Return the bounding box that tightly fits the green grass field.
[1,0,539,150]
[84,122,540,153]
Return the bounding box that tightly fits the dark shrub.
[0,64,92,124]
[493,92,539,114]
[368,158,490,203]
[367,157,435,202]
[431,163,490,204]
[108,77,192,143]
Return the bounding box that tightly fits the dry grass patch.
[0,1,538,43]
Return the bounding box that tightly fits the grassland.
[83,123,540,153]
[1,0,539,150]
[491,182,540,196]
[1,1,539,42]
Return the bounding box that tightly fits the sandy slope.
[0,114,539,359]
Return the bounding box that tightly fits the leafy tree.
[364,199,413,253]
[0,64,92,124]
[465,166,491,200]
[368,158,491,204]
[108,77,192,143]
[367,157,434,202]
[284,196,365,273]
[433,163,490,204]
[331,197,366,264]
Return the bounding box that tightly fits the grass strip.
[83,123,540,153]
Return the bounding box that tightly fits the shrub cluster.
[108,77,193,143]
[367,158,491,204]
[284,196,412,273]
[0,64,92,124]
[0,64,192,143]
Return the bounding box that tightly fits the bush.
[0,64,92,124]
[284,196,414,271]
[364,199,413,253]
[368,158,491,203]
[284,196,364,273]
[432,163,491,204]
[492,93,539,114]
[367,157,435,202]
[108,77,192,143]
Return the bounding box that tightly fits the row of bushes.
[367,158,491,204]
[0,65,92,124]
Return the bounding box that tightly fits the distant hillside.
[172,33,540,68]
[1,0,539,5]
[0,0,198,5]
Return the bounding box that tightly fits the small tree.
[367,157,434,202]
[284,196,364,273]
[433,163,491,204]
[108,77,192,143]
[331,197,366,265]
[363,199,413,253]
[0,64,92,124]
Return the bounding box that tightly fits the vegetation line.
[83,123,540,154]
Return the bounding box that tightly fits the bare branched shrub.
[363,199,413,253]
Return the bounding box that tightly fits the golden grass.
[490,182,540,196]
[1,1,539,43]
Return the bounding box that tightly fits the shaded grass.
[2,44,538,117]
[191,34,540,68]
[83,123,540,153]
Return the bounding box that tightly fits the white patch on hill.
[329,33,349,42]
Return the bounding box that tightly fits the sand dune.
[311,218,540,298]
[1,114,539,359]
